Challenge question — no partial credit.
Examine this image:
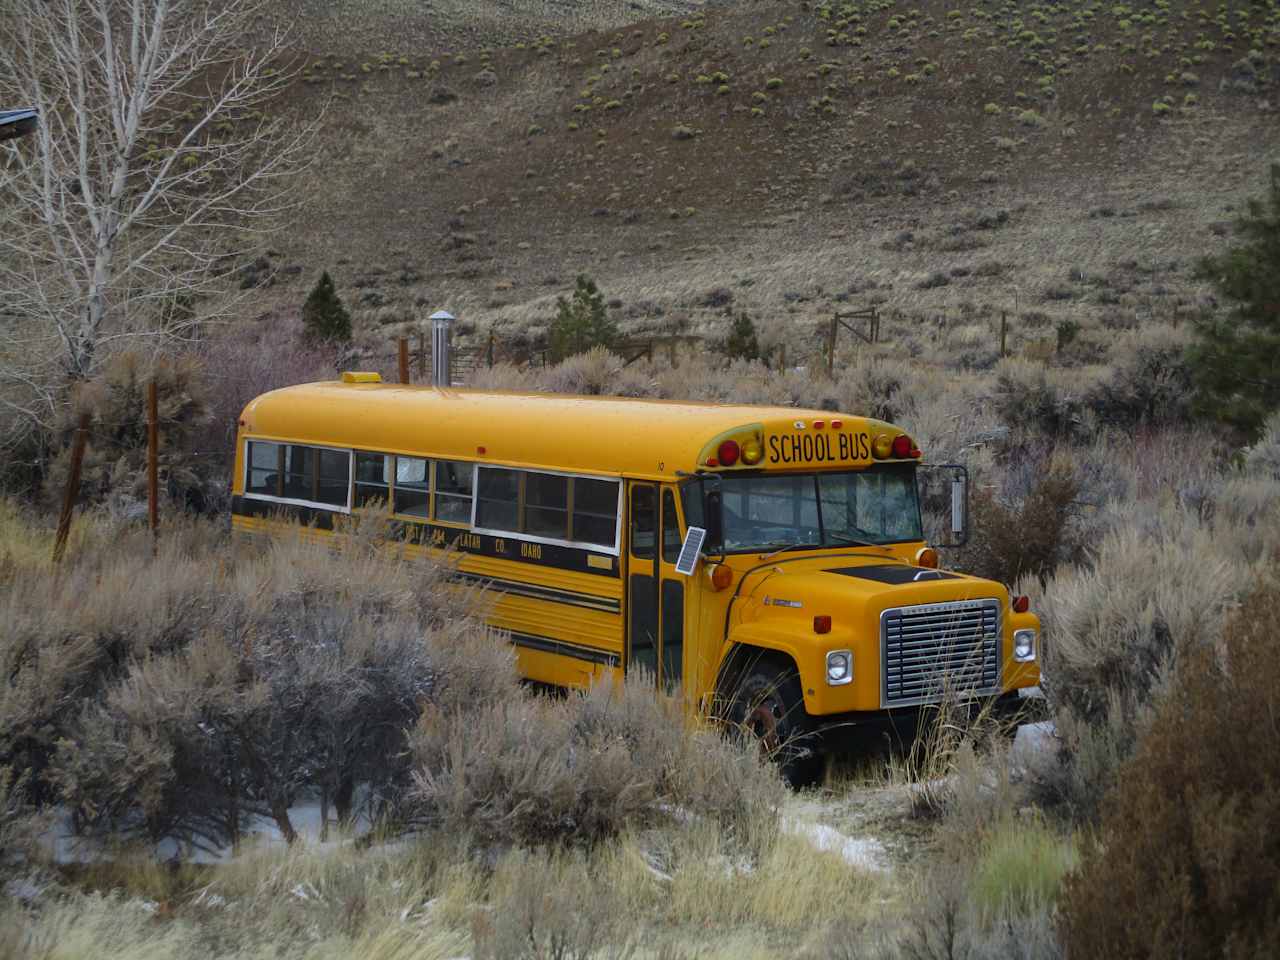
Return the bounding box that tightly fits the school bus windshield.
[719,463,923,553]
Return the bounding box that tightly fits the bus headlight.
[1013,629,1037,663]
[826,650,853,686]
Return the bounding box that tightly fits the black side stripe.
[510,632,622,668]
[455,572,621,613]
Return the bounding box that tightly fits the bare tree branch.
[0,0,318,449]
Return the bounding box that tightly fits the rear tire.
[727,657,822,788]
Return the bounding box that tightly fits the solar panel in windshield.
[674,526,706,576]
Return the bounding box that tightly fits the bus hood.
[733,556,1008,631]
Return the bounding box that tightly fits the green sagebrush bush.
[989,359,1086,439]
[408,670,783,848]
[1059,577,1280,957]
[1085,326,1195,429]
[1027,511,1243,820]
[0,508,503,852]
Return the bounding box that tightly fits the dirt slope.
[237,0,1280,356]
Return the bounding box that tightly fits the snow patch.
[784,819,888,872]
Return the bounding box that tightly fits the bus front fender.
[714,624,851,715]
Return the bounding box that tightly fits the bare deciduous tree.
[0,0,314,450]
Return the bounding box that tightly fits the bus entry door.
[627,483,685,690]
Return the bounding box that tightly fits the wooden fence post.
[147,381,159,548]
[827,316,838,378]
[1000,312,1008,358]
[398,337,410,384]
[779,342,787,371]
[52,412,91,565]
[487,330,496,368]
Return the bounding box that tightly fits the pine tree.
[1190,163,1280,439]
[724,312,760,361]
[302,270,352,343]
[549,274,616,361]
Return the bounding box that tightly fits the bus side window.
[476,467,520,532]
[525,472,569,539]
[394,456,430,518]
[630,485,656,559]
[433,460,473,524]
[246,441,282,497]
[317,449,351,507]
[354,452,391,508]
[573,477,620,547]
[282,446,314,501]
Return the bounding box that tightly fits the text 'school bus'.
[231,373,1041,777]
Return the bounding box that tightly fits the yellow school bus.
[231,373,1041,780]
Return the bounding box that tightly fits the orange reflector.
[1012,595,1030,613]
[813,615,832,634]
[831,419,843,429]
[813,420,825,429]
[706,456,719,467]
[709,564,733,591]
[915,547,939,569]
[477,446,486,455]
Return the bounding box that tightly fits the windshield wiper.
[826,532,876,548]
[757,541,821,561]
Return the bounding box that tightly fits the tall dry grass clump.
[1059,576,1280,957]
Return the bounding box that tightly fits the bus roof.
[240,380,901,479]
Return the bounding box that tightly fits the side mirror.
[705,490,723,548]
[916,464,969,548]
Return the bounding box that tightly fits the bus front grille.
[881,599,1001,708]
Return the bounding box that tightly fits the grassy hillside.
[223,0,1280,364]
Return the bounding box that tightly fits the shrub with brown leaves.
[1059,577,1280,957]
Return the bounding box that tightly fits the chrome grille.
[881,599,1001,707]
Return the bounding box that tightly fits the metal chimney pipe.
[430,310,454,386]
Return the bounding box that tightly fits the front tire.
[727,658,822,788]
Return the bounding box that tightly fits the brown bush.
[1059,577,1280,958]
[963,461,1081,587]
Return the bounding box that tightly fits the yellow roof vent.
[340,371,382,384]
